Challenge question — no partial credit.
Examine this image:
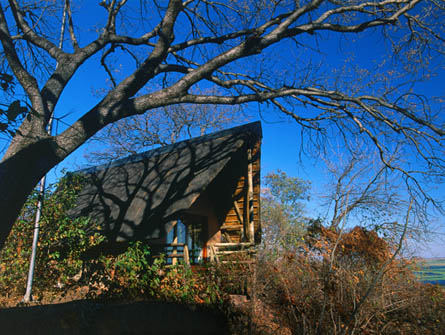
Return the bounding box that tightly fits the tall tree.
[261,170,310,252]
[0,0,443,249]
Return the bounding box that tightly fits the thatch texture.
[69,122,262,242]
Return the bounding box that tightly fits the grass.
[416,258,445,285]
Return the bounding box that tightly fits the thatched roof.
[69,121,262,242]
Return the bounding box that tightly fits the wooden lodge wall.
[149,136,262,264]
[160,135,262,264]
[218,138,261,245]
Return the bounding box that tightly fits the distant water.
[422,280,445,286]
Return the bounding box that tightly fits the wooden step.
[216,249,255,255]
[213,242,254,247]
[166,253,185,258]
[220,224,243,231]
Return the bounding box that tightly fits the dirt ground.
[0,286,91,308]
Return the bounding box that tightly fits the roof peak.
[80,121,262,174]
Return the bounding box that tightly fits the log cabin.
[68,121,262,264]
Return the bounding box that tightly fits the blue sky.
[3,1,444,258]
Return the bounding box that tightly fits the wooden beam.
[166,253,186,258]
[215,250,255,255]
[243,151,249,241]
[229,199,246,242]
[220,224,243,231]
[172,223,178,265]
[233,200,244,225]
[247,147,254,243]
[183,244,190,265]
[223,232,233,243]
[210,245,219,263]
[213,242,254,247]
[169,243,186,247]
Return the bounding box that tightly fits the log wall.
[220,138,261,244]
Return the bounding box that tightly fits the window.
[166,215,208,264]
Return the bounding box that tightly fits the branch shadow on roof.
[68,121,262,244]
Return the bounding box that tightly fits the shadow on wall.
[0,300,227,335]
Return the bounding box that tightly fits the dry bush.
[249,226,445,335]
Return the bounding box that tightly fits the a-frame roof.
[69,121,262,242]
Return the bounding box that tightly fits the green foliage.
[261,170,311,252]
[86,241,151,299]
[0,174,223,305]
[86,242,224,305]
[0,100,27,135]
[0,172,104,295]
[264,170,310,207]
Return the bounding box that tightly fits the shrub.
[84,243,225,305]
[249,226,445,335]
[0,173,105,296]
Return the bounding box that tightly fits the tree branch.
[7,0,65,60]
[0,4,46,133]
[64,0,78,50]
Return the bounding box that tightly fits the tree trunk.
[0,138,61,250]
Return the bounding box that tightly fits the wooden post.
[172,222,178,265]
[183,244,190,265]
[210,245,218,263]
[209,245,214,262]
[247,147,254,243]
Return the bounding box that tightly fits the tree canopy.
[0,0,443,249]
[261,170,311,252]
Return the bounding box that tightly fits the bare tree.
[318,142,438,245]
[321,148,402,228]
[0,0,443,250]
[86,103,248,164]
